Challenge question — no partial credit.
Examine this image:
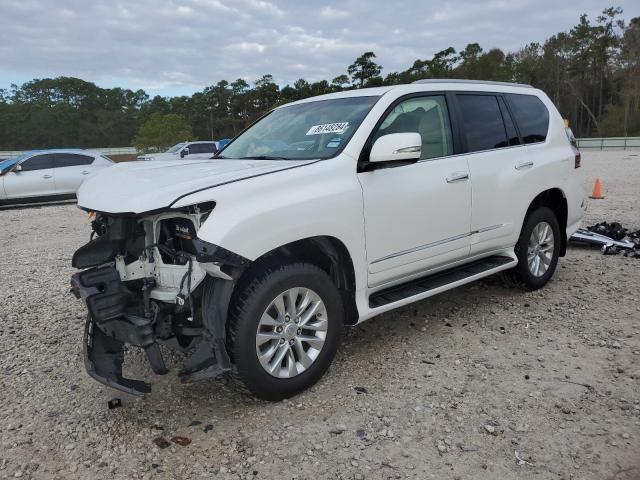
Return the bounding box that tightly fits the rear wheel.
[227,263,343,400]
[504,207,560,291]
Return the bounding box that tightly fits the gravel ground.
[1,150,639,480]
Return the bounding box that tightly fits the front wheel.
[227,263,343,400]
[505,206,561,291]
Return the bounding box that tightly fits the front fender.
[174,156,368,292]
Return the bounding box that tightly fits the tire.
[504,206,561,291]
[227,262,343,401]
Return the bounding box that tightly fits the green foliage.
[347,52,383,87]
[133,113,193,153]
[1,7,639,149]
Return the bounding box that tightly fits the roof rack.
[412,79,533,88]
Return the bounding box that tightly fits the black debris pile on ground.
[588,222,629,240]
[570,221,640,258]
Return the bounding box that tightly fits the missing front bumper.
[71,265,236,395]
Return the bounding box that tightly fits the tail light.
[573,148,581,169]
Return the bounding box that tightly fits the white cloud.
[320,6,350,19]
[246,0,284,17]
[226,41,266,53]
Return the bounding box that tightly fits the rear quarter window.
[506,94,549,144]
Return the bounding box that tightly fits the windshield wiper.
[239,155,291,160]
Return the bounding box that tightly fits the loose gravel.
[1,151,639,480]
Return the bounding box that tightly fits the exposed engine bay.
[70,204,250,395]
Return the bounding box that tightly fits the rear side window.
[188,143,216,154]
[55,153,94,168]
[506,94,549,144]
[456,94,508,152]
[20,154,55,171]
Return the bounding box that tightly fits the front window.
[166,143,186,154]
[372,95,453,160]
[219,96,380,160]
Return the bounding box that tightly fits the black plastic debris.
[588,221,627,240]
[171,436,192,446]
[203,424,214,433]
[153,437,170,449]
[354,386,368,394]
[570,222,640,258]
[107,398,122,410]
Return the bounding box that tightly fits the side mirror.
[14,164,23,172]
[180,148,189,158]
[369,133,422,163]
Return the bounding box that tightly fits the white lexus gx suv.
[71,80,585,400]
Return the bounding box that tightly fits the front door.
[357,94,472,287]
[3,153,56,199]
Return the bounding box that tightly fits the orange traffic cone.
[589,178,605,199]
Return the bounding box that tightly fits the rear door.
[53,153,95,194]
[3,154,56,199]
[455,92,540,256]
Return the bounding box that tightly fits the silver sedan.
[0,149,113,205]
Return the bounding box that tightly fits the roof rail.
[412,79,533,88]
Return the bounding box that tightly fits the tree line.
[0,7,638,151]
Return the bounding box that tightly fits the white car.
[70,80,585,400]
[137,141,219,161]
[0,149,113,205]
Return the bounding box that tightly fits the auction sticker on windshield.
[306,122,349,135]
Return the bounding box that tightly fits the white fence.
[0,147,139,160]
[575,137,640,150]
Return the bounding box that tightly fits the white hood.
[77,158,312,214]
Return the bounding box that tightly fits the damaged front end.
[70,205,249,395]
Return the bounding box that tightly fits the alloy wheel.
[255,287,328,378]
[527,221,555,277]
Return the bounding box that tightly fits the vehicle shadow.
[0,200,76,211]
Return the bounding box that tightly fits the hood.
[77,158,314,214]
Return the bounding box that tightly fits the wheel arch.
[523,188,568,256]
[233,235,360,325]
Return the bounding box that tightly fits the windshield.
[165,143,186,154]
[219,96,380,160]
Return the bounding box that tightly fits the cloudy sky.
[1,0,638,96]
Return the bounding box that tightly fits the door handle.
[446,172,469,183]
[515,161,534,170]
[42,174,52,179]
[81,171,90,175]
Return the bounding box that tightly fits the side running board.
[369,255,515,308]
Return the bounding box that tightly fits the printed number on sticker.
[306,122,349,135]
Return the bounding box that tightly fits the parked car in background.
[217,138,231,150]
[0,149,113,205]
[137,141,219,161]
